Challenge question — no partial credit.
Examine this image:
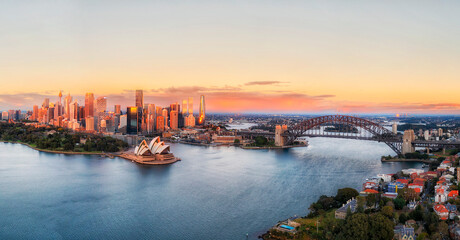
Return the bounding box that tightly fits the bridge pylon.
[402,130,415,155]
[275,125,287,146]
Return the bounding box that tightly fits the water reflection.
[0,139,421,240]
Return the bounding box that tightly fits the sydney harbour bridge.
[237,115,460,156]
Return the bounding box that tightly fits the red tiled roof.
[448,190,459,197]
[434,204,449,214]
[364,189,379,194]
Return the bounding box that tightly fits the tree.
[342,213,369,240]
[393,197,405,210]
[399,213,407,224]
[381,206,394,219]
[233,139,240,144]
[335,188,359,204]
[398,188,420,201]
[437,222,448,237]
[366,194,377,208]
[369,213,395,240]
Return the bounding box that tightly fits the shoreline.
[0,141,113,156]
[381,157,432,163]
[1,141,179,165]
[241,144,307,150]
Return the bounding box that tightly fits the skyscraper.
[85,93,94,117]
[162,108,169,129]
[42,98,49,108]
[135,90,144,108]
[69,101,78,122]
[198,95,205,125]
[182,99,188,115]
[170,110,178,130]
[156,115,165,132]
[64,93,72,119]
[114,105,121,115]
[96,97,107,131]
[147,104,156,133]
[127,107,142,134]
[32,105,38,121]
[188,97,193,115]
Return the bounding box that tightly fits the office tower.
[170,110,178,130]
[119,115,127,129]
[96,97,107,131]
[85,93,94,117]
[170,102,180,112]
[147,104,156,133]
[188,97,193,114]
[69,101,78,122]
[64,93,72,119]
[46,106,54,123]
[156,115,165,132]
[114,105,121,115]
[85,117,95,131]
[127,107,142,134]
[42,98,49,108]
[135,90,144,108]
[78,106,85,120]
[198,95,205,125]
[162,108,169,129]
[54,101,62,120]
[32,105,38,121]
[424,130,430,141]
[186,114,196,127]
[438,128,443,137]
[156,106,163,116]
[392,122,397,134]
[182,99,188,115]
[2,111,8,120]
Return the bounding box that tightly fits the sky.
[1,0,460,114]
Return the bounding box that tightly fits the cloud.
[245,81,288,86]
[1,87,460,115]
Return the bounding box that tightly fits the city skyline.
[1,1,460,114]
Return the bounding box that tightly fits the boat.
[421,164,426,168]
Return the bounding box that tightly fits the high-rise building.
[54,101,62,120]
[186,114,195,127]
[147,104,156,133]
[392,122,397,134]
[42,98,49,108]
[32,105,38,121]
[170,110,178,130]
[182,99,188,115]
[85,117,95,131]
[156,115,165,132]
[1,111,8,120]
[162,108,169,129]
[198,95,205,125]
[85,93,94,117]
[96,97,107,131]
[135,90,144,108]
[127,107,142,134]
[424,130,430,141]
[119,114,127,129]
[188,97,193,115]
[69,101,78,122]
[114,105,121,115]
[64,93,72,119]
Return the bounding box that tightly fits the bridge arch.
[285,115,402,155]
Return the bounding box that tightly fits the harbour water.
[0,138,421,240]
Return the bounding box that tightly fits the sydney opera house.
[125,137,178,164]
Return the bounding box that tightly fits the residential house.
[434,204,449,220]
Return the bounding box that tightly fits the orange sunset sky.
[1,1,460,114]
